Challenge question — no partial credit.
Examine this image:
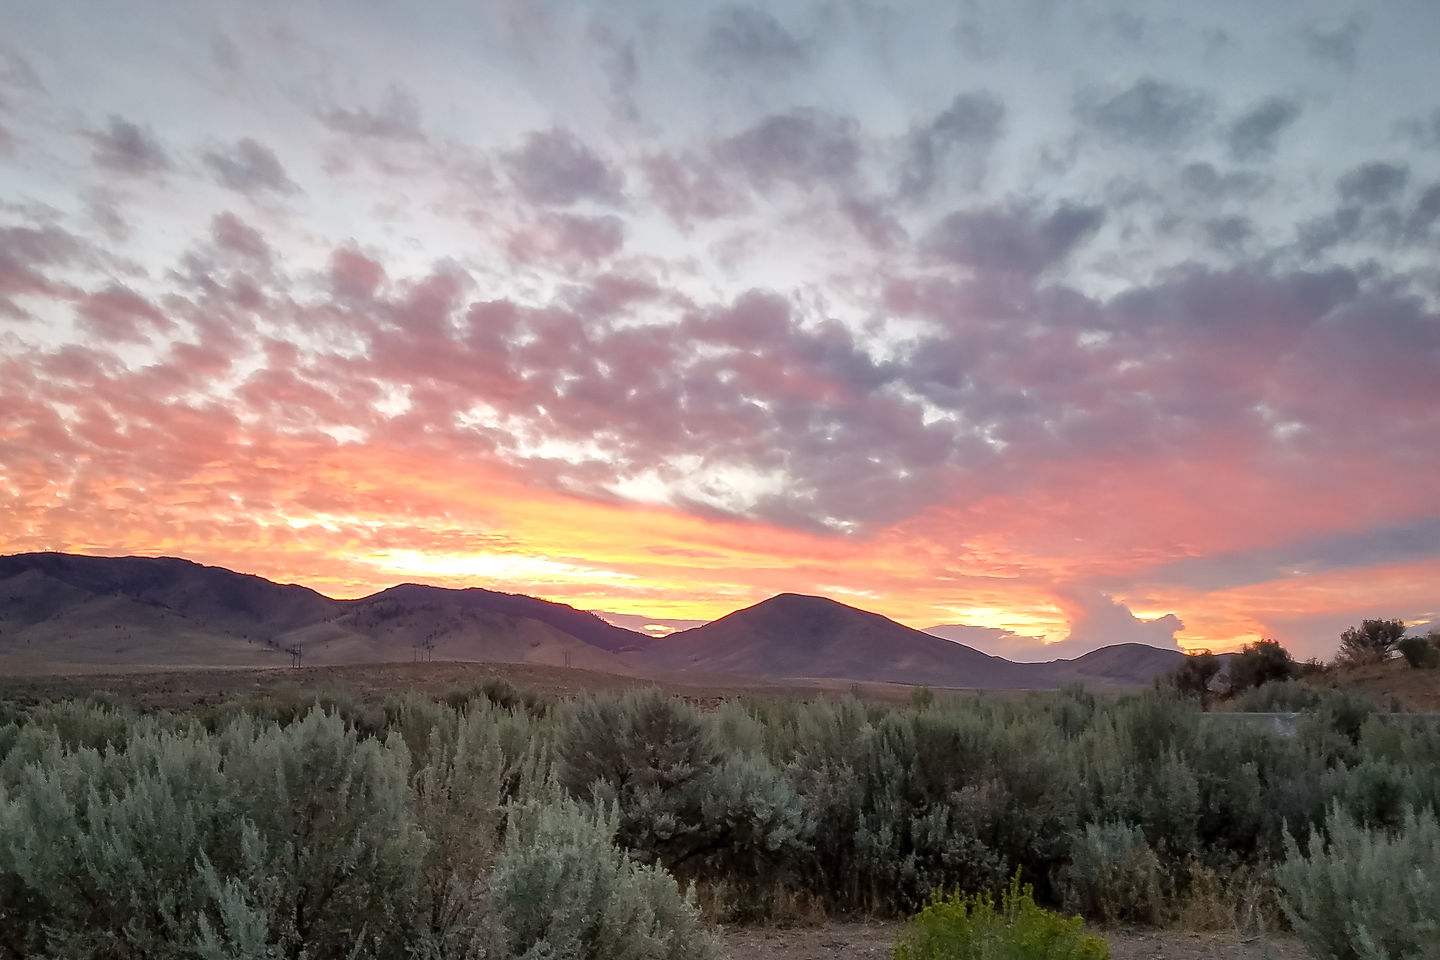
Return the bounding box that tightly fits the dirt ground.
[719,921,1309,959]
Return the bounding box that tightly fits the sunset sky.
[2,1,1438,660]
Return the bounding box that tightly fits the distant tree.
[1336,619,1405,665]
[1398,633,1440,669]
[1171,651,1221,708]
[1226,639,1296,695]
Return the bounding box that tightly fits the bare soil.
[719,921,1309,960]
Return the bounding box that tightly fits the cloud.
[1134,517,1440,595]
[701,5,808,78]
[1226,97,1301,161]
[1301,15,1365,71]
[1204,215,1252,251]
[204,138,298,194]
[76,285,173,342]
[718,110,860,190]
[1408,183,1440,239]
[1337,161,1409,205]
[329,247,386,300]
[924,201,1104,275]
[1077,77,1213,149]
[1060,592,1184,650]
[0,222,86,314]
[324,86,424,141]
[1177,162,1271,201]
[503,128,624,206]
[642,151,743,225]
[210,212,271,266]
[899,90,1005,199]
[85,116,170,175]
[0,50,41,97]
[508,213,625,268]
[925,622,1040,657]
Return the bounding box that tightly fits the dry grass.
[0,659,958,712]
[1309,657,1440,712]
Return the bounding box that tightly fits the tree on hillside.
[1226,639,1295,695]
[1336,619,1405,665]
[1172,650,1221,709]
[1398,632,1440,669]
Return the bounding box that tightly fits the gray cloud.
[504,128,624,206]
[898,90,1005,199]
[1227,97,1301,161]
[1302,14,1366,71]
[718,110,860,190]
[1178,162,1271,201]
[1337,161,1409,205]
[1134,517,1440,595]
[1408,183,1440,239]
[701,5,808,78]
[210,212,271,266]
[204,138,298,195]
[324,86,424,141]
[925,202,1104,275]
[85,116,170,175]
[1204,215,1252,251]
[1077,77,1212,149]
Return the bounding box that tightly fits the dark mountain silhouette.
[0,552,334,637]
[645,595,1188,687]
[1048,642,1187,683]
[645,593,1038,688]
[0,553,1185,687]
[360,583,651,653]
[0,553,644,674]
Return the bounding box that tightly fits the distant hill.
[645,593,1038,688]
[0,553,643,675]
[645,595,1188,688]
[1047,642,1187,685]
[0,553,1188,688]
[361,583,651,653]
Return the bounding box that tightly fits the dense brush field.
[1,680,1437,959]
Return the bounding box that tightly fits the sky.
[2,1,1438,661]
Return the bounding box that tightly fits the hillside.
[360,583,651,653]
[1046,642,1187,685]
[0,553,1190,688]
[0,553,642,675]
[648,595,1189,688]
[646,593,1037,688]
[1311,657,1440,712]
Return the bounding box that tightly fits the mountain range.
[0,552,1187,688]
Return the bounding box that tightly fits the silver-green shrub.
[1278,804,1440,960]
[557,689,717,855]
[490,786,716,960]
[1061,822,1165,926]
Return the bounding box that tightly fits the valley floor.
[719,922,1308,960]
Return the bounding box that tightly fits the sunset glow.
[2,2,1438,660]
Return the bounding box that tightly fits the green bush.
[1228,679,1322,713]
[1170,652,1220,707]
[1277,805,1440,960]
[1061,823,1165,926]
[491,787,716,960]
[557,689,719,867]
[1398,634,1440,669]
[894,875,1109,960]
[1226,640,1296,695]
